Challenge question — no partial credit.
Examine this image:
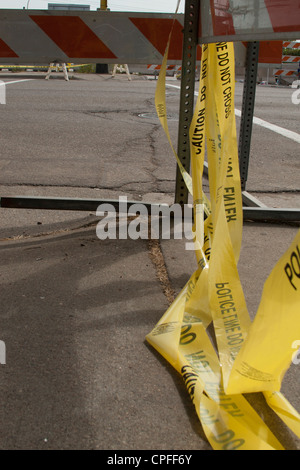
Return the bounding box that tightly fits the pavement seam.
[147,236,176,306]
[0,219,98,242]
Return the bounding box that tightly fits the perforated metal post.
[175,0,200,205]
[238,41,260,191]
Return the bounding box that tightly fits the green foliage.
[76,64,96,73]
[283,47,300,57]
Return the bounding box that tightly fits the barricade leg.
[62,63,69,81]
[112,64,118,78]
[45,63,53,80]
[124,64,132,81]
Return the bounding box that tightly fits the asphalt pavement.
[0,71,299,450]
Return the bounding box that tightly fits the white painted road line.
[166,83,300,144]
[234,108,300,144]
[3,79,34,86]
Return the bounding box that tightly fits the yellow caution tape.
[147,40,300,450]
[0,64,84,70]
[154,13,193,196]
[205,42,250,393]
[228,230,300,396]
[154,1,211,217]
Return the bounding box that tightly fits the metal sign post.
[175,0,200,206]
[238,41,260,192]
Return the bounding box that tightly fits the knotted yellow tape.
[148,39,300,450]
